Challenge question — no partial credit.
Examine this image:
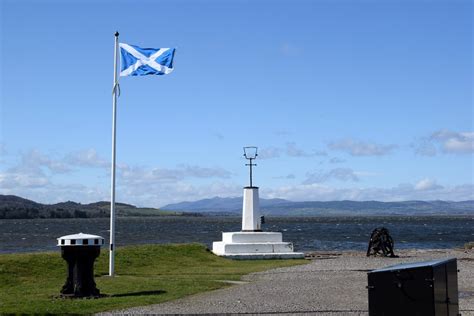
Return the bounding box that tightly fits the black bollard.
[366,227,397,257]
[57,233,104,298]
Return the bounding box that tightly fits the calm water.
[1,216,473,254]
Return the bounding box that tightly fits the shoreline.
[1,244,472,256]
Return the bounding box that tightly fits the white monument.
[212,146,304,259]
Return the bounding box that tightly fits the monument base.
[212,232,304,259]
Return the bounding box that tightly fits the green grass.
[0,244,307,314]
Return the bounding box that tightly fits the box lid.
[369,258,457,273]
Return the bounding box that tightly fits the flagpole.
[109,31,119,277]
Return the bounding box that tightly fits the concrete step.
[213,241,294,254]
[219,252,305,259]
[222,232,283,243]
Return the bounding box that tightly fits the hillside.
[0,195,189,219]
[162,197,474,216]
[2,194,473,219]
[162,196,289,212]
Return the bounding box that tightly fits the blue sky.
[0,0,472,207]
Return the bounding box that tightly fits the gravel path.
[100,249,474,315]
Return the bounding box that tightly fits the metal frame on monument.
[243,146,258,188]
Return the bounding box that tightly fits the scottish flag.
[119,43,176,77]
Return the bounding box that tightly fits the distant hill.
[162,197,474,216]
[162,197,290,213]
[2,194,472,219]
[0,195,193,219]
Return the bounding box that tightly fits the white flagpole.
[109,31,119,277]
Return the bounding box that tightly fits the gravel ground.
[100,248,474,315]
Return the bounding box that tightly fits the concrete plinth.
[212,232,304,259]
[212,187,304,259]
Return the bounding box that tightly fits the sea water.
[0,216,473,254]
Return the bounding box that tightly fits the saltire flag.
[119,43,176,77]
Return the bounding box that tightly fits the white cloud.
[286,142,327,157]
[21,149,72,173]
[120,181,242,207]
[413,130,474,156]
[0,147,235,207]
[0,167,50,189]
[329,157,346,164]
[415,178,444,191]
[431,130,474,154]
[262,182,474,202]
[274,130,291,137]
[65,148,109,168]
[328,139,397,156]
[0,158,237,207]
[2,146,472,206]
[178,165,232,179]
[0,149,77,191]
[118,164,232,185]
[258,147,282,159]
[0,143,7,156]
[5,148,110,177]
[115,164,235,205]
[353,171,380,177]
[2,157,473,205]
[273,174,296,180]
[412,138,437,156]
[0,181,108,205]
[303,168,359,184]
[259,142,327,159]
[0,149,103,199]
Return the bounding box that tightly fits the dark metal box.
[367,258,459,316]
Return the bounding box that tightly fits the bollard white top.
[57,232,105,246]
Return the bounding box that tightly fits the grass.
[0,243,307,314]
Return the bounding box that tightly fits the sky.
[0,0,472,207]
